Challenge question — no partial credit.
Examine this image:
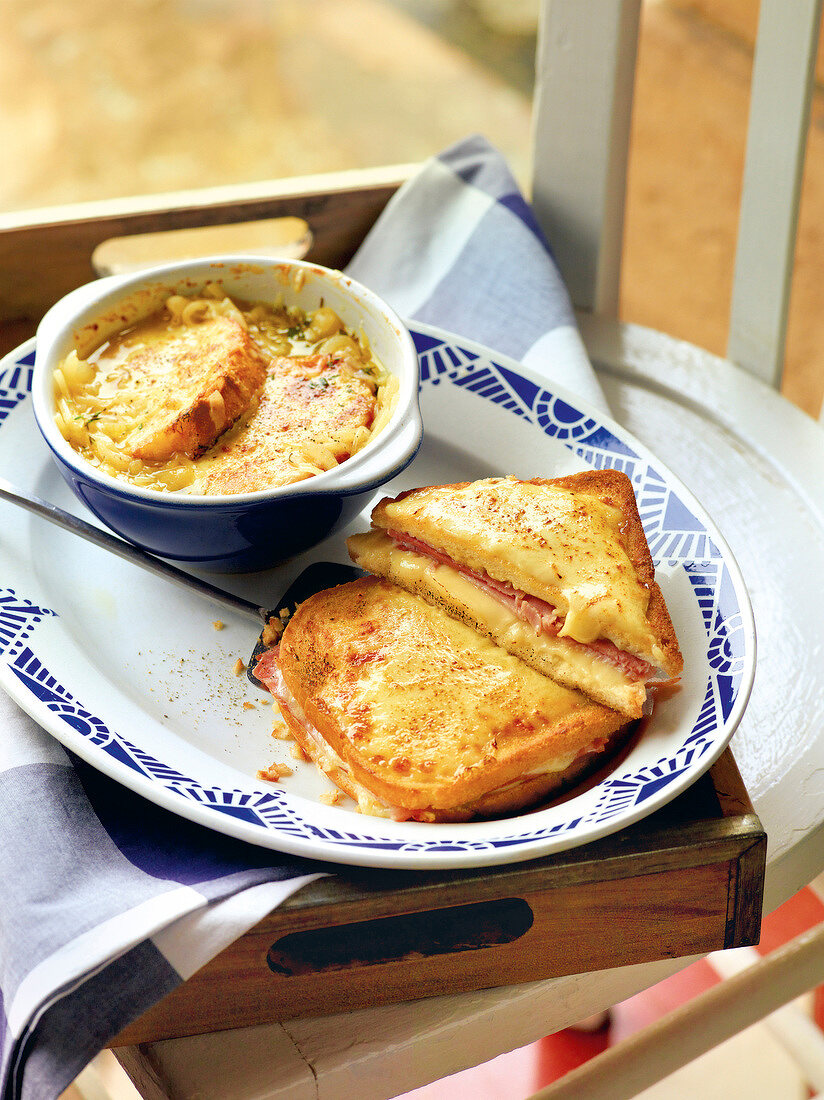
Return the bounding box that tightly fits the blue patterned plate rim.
[0,327,756,870]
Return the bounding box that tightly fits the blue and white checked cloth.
[0,134,605,1100]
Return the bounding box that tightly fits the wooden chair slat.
[727,0,823,387]
[530,0,641,316]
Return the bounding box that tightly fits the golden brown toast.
[348,471,683,718]
[126,315,268,461]
[255,577,628,822]
[198,353,377,494]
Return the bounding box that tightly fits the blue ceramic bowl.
[32,256,422,572]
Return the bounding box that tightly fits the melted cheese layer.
[375,476,658,654]
[348,530,634,704]
[268,651,587,820]
[268,662,397,817]
[276,578,624,811]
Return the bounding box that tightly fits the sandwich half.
[253,576,629,822]
[347,471,682,718]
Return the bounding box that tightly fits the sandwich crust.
[271,576,627,820]
[550,470,681,676]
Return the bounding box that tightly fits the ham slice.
[387,530,655,683]
[253,646,280,684]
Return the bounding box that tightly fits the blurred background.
[3,0,823,416]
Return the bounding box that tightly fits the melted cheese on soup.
[53,286,397,495]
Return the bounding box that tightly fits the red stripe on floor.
[755,886,824,956]
[610,957,720,1043]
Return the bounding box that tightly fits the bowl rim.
[32,255,423,507]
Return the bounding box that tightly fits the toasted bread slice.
[253,577,628,822]
[348,472,682,718]
[197,353,377,494]
[126,315,268,461]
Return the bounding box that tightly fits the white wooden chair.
[5,1,824,1096]
[533,0,823,398]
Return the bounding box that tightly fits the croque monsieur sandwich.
[253,576,630,822]
[347,471,683,718]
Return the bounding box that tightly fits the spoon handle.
[0,477,266,623]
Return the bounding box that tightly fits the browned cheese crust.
[440,722,634,821]
[277,577,626,817]
[367,470,683,679]
[127,315,268,461]
[199,353,377,494]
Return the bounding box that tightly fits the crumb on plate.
[256,761,294,782]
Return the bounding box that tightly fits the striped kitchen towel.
[347,133,607,409]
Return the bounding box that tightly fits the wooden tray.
[110,747,765,1046]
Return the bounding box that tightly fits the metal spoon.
[0,476,267,623]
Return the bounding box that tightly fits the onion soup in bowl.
[33,256,422,572]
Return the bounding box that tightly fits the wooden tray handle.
[266,897,535,976]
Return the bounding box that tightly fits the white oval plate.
[0,324,755,869]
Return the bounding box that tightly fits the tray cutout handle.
[267,897,534,975]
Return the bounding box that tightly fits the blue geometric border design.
[0,590,58,660]
[0,347,35,427]
[1,332,751,857]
